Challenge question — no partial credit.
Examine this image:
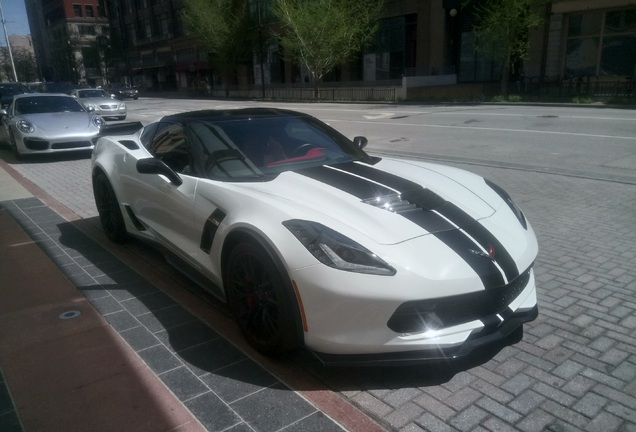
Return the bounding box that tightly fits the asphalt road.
[1,99,635,432]
[122,99,636,184]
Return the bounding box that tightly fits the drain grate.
[59,310,81,320]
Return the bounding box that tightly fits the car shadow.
[38,212,525,398]
[0,146,92,164]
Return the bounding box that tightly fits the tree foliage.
[13,48,38,82]
[466,0,546,95]
[182,0,252,95]
[273,0,382,98]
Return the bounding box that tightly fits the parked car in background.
[26,82,42,93]
[36,82,78,94]
[0,93,103,156]
[91,108,538,364]
[71,88,127,120]
[0,82,30,108]
[103,83,139,100]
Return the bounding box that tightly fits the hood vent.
[363,188,446,215]
[363,189,458,233]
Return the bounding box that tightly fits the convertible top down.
[91,108,538,365]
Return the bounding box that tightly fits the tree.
[273,0,382,98]
[182,0,252,96]
[13,48,38,82]
[465,0,547,95]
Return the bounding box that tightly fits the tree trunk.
[500,50,511,96]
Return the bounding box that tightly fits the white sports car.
[91,109,538,364]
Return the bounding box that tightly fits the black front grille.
[24,138,49,150]
[51,141,93,149]
[387,266,533,334]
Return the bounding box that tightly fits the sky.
[1,0,31,37]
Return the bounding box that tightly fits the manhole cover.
[59,310,81,320]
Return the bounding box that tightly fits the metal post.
[257,1,266,99]
[0,0,18,82]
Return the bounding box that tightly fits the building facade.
[25,0,110,85]
[23,0,636,95]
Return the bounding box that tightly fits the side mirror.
[136,158,183,186]
[353,136,368,150]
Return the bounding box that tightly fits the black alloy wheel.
[226,241,299,355]
[93,172,127,243]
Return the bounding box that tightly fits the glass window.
[86,5,94,18]
[157,13,170,36]
[79,25,96,35]
[73,4,83,17]
[601,35,636,76]
[605,9,636,34]
[150,123,193,174]
[565,37,600,76]
[568,12,602,37]
[564,8,636,77]
[140,122,159,149]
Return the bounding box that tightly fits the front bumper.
[95,106,126,118]
[308,305,537,366]
[15,132,97,154]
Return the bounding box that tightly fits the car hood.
[233,158,498,245]
[22,112,95,131]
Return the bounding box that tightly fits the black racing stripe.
[297,162,510,288]
[438,203,520,282]
[298,164,395,199]
[340,161,425,193]
[435,230,507,288]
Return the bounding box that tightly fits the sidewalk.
[0,161,385,432]
[0,166,205,432]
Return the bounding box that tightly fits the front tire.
[225,241,300,355]
[93,172,127,243]
[8,131,22,158]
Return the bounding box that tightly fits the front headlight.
[16,119,34,133]
[91,115,103,128]
[485,179,527,229]
[119,102,126,109]
[86,103,96,110]
[283,220,396,275]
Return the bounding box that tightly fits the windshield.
[0,84,28,95]
[78,89,108,98]
[186,114,370,180]
[14,96,86,115]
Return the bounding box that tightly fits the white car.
[0,93,103,156]
[71,88,127,120]
[91,109,538,364]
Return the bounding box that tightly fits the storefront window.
[601,36,636,76]
[568,12,602,37]
[565,8,636,78]
[565,37,600,76]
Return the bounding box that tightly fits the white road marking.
[322,118,636,141]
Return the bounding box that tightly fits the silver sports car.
[70,88,127,120]
[0,93,103,156]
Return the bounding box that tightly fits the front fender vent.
[124,205,146,231]
[119,140,139,150]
